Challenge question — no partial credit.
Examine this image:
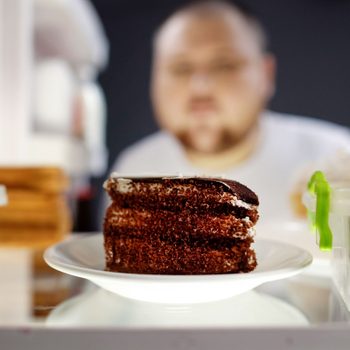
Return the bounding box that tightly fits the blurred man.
[113,1,350,221]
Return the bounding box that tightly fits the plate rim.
[44,233,313,283]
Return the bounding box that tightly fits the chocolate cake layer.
[105,206,256,240]
[104,235,256,274]
[103,175,259,275]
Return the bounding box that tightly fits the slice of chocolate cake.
[103,175,259,275]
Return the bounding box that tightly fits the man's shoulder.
[263,110,350,138]
[113,131,180,172]
[261,110,350,158]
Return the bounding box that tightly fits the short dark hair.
[154,0,269,53]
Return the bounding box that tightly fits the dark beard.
[175,127,250,154]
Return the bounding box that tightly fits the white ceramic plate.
[44,234,312,304]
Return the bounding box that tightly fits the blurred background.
[93,0,350,161]
[1,0,350,232]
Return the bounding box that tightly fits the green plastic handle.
[307,171,332,251]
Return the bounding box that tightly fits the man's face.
[151,13,275,154]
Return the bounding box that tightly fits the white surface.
[44,234,312,304]
[47,286,308,327]
[0,0,32,163]
[0,249,31,325]
[80,82,108,176]
[3,326,350,350]
[0,134,89,174]
[25,135,88,175]
[34,59,75,134]
[33,63,108,176]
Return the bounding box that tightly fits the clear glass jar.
[303,182,350,310]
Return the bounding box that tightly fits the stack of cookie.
[0,167,71,248]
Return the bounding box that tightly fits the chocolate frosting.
[108,174,259,206]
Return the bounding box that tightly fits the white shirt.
[113,111,350,223]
